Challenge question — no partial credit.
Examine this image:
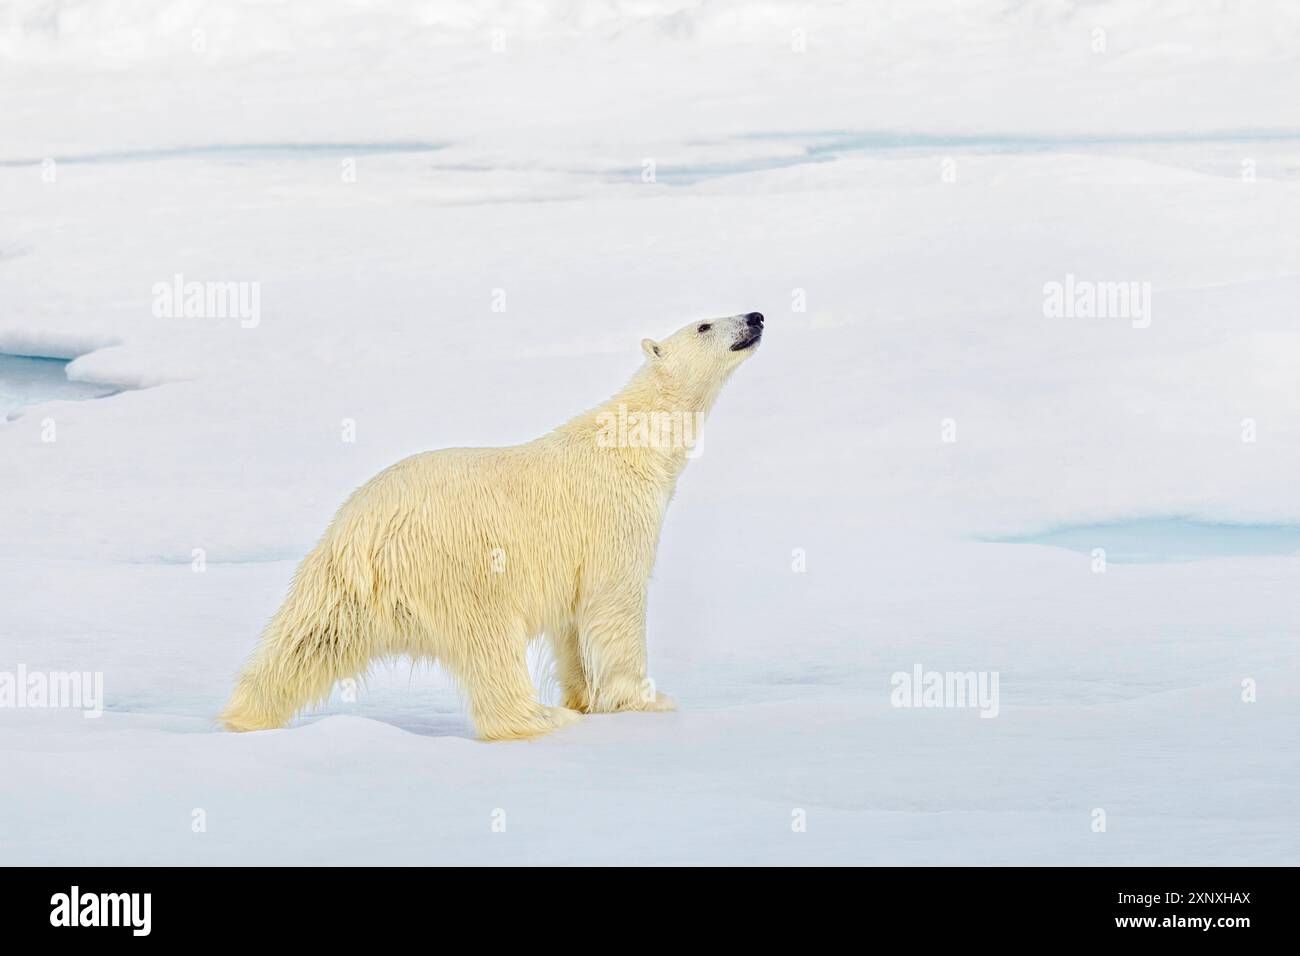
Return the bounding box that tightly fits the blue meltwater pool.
[986,517,1300,563]
[0,353,117,420]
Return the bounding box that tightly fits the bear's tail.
[219,549,372,732]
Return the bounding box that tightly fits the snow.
[1,0,1298,864]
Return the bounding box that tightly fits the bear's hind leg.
[450,635,580,741]
[548,623,591,713]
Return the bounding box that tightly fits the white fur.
[221,314,762,739]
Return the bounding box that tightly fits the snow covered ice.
[1,0,1298,864]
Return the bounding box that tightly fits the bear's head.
[639,312,763,407]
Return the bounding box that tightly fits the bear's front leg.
[578,585,676,714]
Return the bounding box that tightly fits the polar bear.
[220,311,764,740]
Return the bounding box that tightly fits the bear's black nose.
[745,312,764,328]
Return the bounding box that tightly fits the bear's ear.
[641,338,661,360]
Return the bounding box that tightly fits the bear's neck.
[557,363,725,484]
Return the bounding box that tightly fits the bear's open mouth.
[730,330,762,351]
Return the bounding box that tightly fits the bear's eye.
[697,324,712,333]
